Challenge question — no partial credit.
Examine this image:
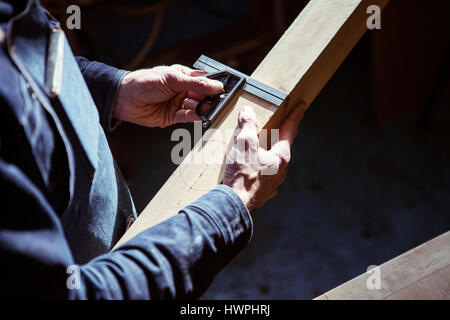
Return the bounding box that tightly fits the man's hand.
[224,103,306,211]
[113,65,224,128]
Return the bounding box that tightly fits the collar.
[3,0,99,174]
[6,0,59,88]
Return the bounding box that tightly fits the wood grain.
[114,0,389,248]
[317,231,450,300]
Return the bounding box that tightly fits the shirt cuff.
[183,185,253,262]
[108,69,130,131]
[79,59,129,131]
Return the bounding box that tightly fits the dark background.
[42,0,450,299]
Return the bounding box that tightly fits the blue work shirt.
[0,0,252,299]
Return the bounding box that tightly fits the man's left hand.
[113,65,224,128]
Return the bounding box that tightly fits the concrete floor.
[126,36,450,299]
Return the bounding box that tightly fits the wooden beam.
[114,0,389,247]
[317,231,450,300]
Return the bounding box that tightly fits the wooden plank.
[114,0,389,247]
[438,264,450,285]
[385,271,450,300]
[318,231,450,300]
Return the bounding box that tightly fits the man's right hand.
[224,102,307,211]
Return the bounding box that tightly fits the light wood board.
[114,0,389,247]
[316,231,450,300]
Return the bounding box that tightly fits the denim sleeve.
[75,185,253,299]
[75,57,129,131]
[0,154,252,299]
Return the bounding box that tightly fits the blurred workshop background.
[41,0,450,299]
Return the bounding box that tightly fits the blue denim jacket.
[0,0,252,299]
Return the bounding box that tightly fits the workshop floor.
[126,36,450,299]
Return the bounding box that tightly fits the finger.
[171,64,207,77]
[269,102,306,167]
[186,90,204,101]
[238,105,258,134]
[173,91,187,110]
[270,140,290,169]
[183,98,200,110]
[235,106,259,163]
[279,102,307,147]
[173,109,201,124]
[172,73,223,96]
[259,148,281,175]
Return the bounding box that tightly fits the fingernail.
[191,70,207,76]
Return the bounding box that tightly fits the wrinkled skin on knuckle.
[239,108,258,126]
[225,143,259,180]
[195,76,209,86]
[164,71,182,86]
